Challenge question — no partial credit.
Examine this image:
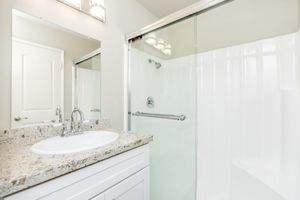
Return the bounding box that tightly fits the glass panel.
[76,53,101,120]
[129,17,197,200]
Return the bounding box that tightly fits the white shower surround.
[130,29,300,200]
[197,29,300,200]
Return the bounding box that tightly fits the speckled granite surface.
[0,121,152,198]
[0,119,110,146]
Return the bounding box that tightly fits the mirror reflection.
[11,9,101,127]
[74,49,101,121]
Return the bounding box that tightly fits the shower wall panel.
[196,29,300,200]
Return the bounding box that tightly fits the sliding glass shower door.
[128,16,197,200]
[128,1,300,200]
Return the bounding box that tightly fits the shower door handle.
[90,109,101,112]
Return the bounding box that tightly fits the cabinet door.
[105,167,149,200]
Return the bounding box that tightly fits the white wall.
[196,0,300,52]
[0,0,157,129]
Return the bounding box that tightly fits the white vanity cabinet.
[5,145,150,200]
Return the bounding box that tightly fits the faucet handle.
[55,107,63,123]
[75,121,84,134]
[61,122,70,137]
[55,107,61,114]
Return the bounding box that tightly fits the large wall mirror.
[11,9,101,128]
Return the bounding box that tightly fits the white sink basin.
[31,131,119,155]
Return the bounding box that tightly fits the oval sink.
[31,131,119,155]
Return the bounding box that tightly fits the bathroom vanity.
[0,123,152,200]
[0,6,153,200]
[4,146,149,200]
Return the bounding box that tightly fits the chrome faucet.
[60,107,84,137]
[70,107,84,133]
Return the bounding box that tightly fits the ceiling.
[136,0,199,18]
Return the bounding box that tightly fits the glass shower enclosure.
[127,0,300,200]
[128,16,197,200]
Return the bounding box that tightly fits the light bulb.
[163,44,172,56]
[145,35,157,46]
[91,0,104,6]
[90,6,105,19]
[155,40,165,50]
[163,48,172,56]
[90,0,105,19]
[165,44,171,49]
[146,38,156,45]
[64,0,81,8]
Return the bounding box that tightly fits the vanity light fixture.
[56,0,106,22]
[155,39,165,50]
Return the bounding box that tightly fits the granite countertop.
[0,128,153,198]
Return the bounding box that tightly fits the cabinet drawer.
[5,145,149,200]
[90,167,149,200]
[104,167,149,200]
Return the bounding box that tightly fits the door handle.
[14,116,29,121]
[90,109,101,112]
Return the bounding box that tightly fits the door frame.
[11,37,64,128]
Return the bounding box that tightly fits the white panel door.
[104,167,149,200]
[12,38,64,127]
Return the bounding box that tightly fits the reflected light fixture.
[56,0,106,22]
[145,34,157,46]
[155,40,165,50]
[144,34,172,57]
[163,44,172,56]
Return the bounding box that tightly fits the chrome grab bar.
[131,111,186,121]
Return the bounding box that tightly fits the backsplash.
[0,119,111,145]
